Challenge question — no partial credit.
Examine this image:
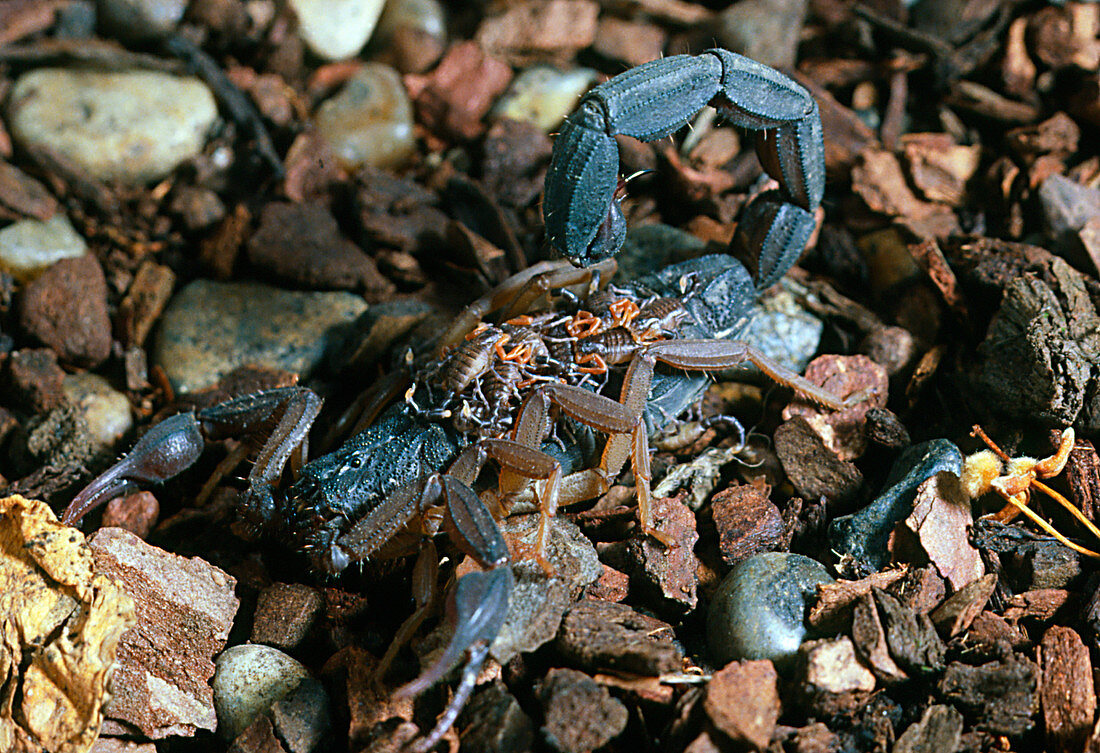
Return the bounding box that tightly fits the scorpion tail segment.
[407,642,490,753]
[733,190,817,291]
[63,412,205,525]
[442,477,510,569]
[544,102,622,265]
[396,566,513,699]
[706,49,825,211]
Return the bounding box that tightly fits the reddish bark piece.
[903,472,984,591]
[18,254,111,368]
[907,238,968,320]
[807,569,907,632]
[712,481,783,566]
[625,493,700,610]
[118,261,176,349]
[1003,589,1072,624]
[851,147,943,221]
[475,0,599,65]
[409,41,513,141]
[586,564,629,603]
[930,573,997,638]
[782,354,888,461]
[850,593,907,683]
[893,705,963,753]
[593,17,666,67]
[88,527,239,738]
[886,566,947,616]
[795,637,876,716]
[247,202,394,299]
[795,76,878,178]
[901,133,981,206]
[252,582,323,650]
[101,492,159,540]
[774,416,864,506]
[965,611,1028,653]
[1007,112,1081,162]
[5,347,65,413]
[0,160,56,220]
[556,599,682,676]
[537,668,627,753]
[1040,626,1096,753]
[704,660,780,751]
[1065,438,1100,523]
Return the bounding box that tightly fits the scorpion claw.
[63,412,205,525]
[398,566,514,749]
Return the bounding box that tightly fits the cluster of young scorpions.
[63,49,851,751]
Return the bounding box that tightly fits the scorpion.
[62,50,844,751]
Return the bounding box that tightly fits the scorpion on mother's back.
[62,49,865,751]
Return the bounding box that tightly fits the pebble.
[6,348,65,413]
[622,493,700,612]
[1040,173,1100,241]
[314,64,417,171]
[153,279,367,394]
[829,439,964,574]
[707,552,835,669]
[0,213,87,283]
[372,0,447,72]
[18,254,112,368]
[102,492,159,539]
[287,0,385,60]
[743,285,824,376]
[9,69,218,184]
[268,678,332,753]
[459,683,536,753]
[375,0,446,42]
[89,527,239,738]
[715,0,809,70]
[62,372,133,448]
[98,0,188,41]
[213,644,312,741]
[492,66,600,132]
[490,514,601,665]
[537,668,627,753]
[251,583,323,650]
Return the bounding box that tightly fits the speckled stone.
[492,66,600,132]
[314,64,416,171]
[0,213,87,282]
[9,69,218,184]
[153,280,366,394]
[98,0,188,41]
[62,372,133,449]
[707,552,835,669]
[288,0,386,60]
[212,644,311,740]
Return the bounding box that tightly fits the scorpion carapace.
[61,50,850,753]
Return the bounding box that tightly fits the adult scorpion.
[62,50,843,751]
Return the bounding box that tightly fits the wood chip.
[1040,626,1096,753]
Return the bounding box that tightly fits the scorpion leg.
[333,445,512,750]
[435,258,616,355]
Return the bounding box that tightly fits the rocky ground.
[1,1,1100,752]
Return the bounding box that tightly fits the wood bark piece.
[1040,626,1096,753]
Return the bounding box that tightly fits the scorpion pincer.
[60,50,845,751]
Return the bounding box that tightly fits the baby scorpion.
[62,49,845,751]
